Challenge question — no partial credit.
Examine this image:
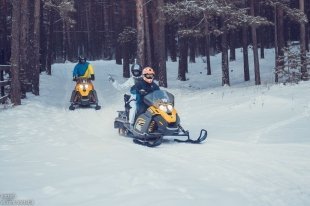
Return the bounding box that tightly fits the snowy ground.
[1,49,310,206]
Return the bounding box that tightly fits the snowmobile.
[69,77,101,110]
[114,90,207,147]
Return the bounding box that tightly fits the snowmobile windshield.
[144,90,175,107]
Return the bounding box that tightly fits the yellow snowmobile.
[69,77,101,110]
[114,90,207,147]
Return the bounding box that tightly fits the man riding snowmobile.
[69,56,101,110]
[114,67,207,147]
[129,67,160,128]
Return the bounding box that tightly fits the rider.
[108,64,142,90]
[70,56,98,105]
[108,64,143,127]
[73,56,95,81]
[130,67,160,126]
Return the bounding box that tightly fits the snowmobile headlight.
[159,105,168,113]
[79,84,89,90]
[167,104,173,113]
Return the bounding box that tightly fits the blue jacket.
[130,79,160,114]
[73,62,94,78]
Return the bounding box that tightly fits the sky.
[0,48,310,206]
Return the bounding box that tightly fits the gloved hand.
[73,77,77,81]
[124,94,131,102]
[91,74,95,81]
[108,75,114,83]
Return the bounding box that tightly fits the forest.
[0,0,309,106]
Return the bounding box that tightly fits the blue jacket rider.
[130,67,160,118]
[73,56,95,80]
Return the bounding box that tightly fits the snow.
[1,48,310,206]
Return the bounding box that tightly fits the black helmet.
[131,64,142,77]
[78,56,86,64]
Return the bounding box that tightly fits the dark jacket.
[130,79,160,114]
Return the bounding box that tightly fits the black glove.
[124,94,131,102]
[73,77,77,81]
[91,74,95,80]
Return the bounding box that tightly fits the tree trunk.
[120,0,130,78]
[10,0,22,105]
[306,24,309,52]
[250,0,261,85]
[20,0,30,97]
[62,21,67,62]
[66,19,74,62]
[167,24,177,62]
[157,0,167,87]
[0,0,9,64]
[300,0,308,79]
[46,8,54,75]
[151,1,159,71]
[123,44,130,78]
[115,0,123,65]
[204,16,211,75]
[276,5,285,83]
[260,27,265,59]
[40,2,47,71]
[259,2,265,59]
[144,2,152,67]
[32,0,41,95]
[85,2,91,58]
[178,37,188,81]
[229,31,236,61]
[103,0,112,59]
[274,4,279,83]
[189,37,196,63]
[136,0,145,67]
[221,29,230,86]
[242,25,250,81]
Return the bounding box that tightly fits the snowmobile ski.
[174,129,207,143]
[133,136,163,147]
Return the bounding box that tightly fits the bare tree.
[156,0,167,87]
[178,36,188,81]
[136,0,145,67]
[0,0,10,65]
[10,0,22,105]
[31,0,41,95]
[204,13,211,75]
[300,0,308,79]
[250,0,261,85]
[103,0,112,59]
[144,2,152,67]
[276,5,284,83]
[242,25,250,81]
[19,0,30,97]
[45,7,54,75]
[221,18,230,86]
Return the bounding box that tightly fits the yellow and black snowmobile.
[69,77,101,110]
[114,90,207,147]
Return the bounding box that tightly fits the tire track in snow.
[250,103,310,143]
